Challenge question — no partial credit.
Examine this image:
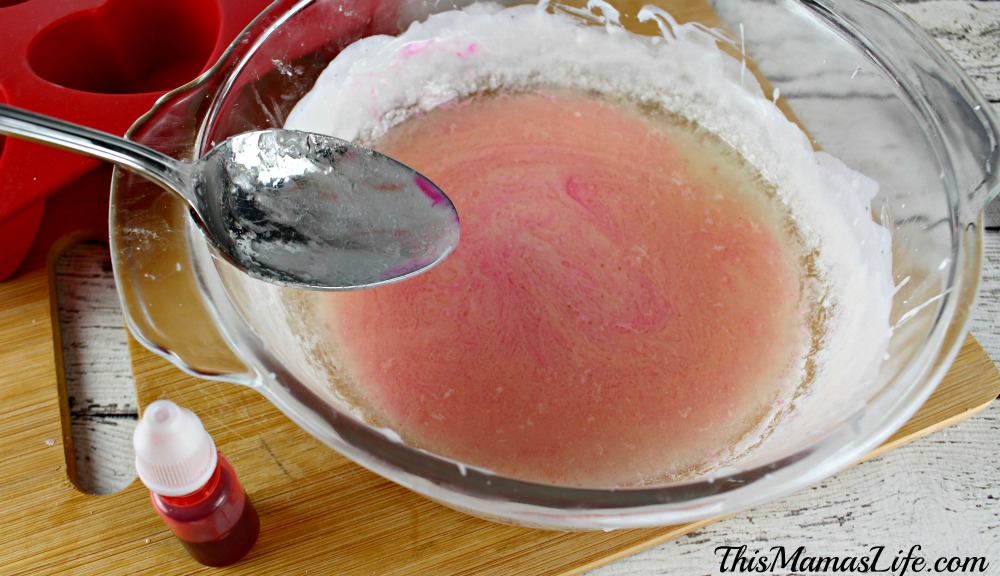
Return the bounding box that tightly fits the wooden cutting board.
[2,2,999,574]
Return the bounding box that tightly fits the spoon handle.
[0,103,194,203]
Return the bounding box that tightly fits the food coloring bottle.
[133,400,260,567]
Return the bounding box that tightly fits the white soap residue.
[285,2,893,458]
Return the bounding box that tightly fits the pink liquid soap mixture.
[282,3,892,489]
[317,90,812,487]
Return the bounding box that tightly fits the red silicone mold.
[0,0,276,280]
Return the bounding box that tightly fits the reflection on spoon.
[0,103,460,290]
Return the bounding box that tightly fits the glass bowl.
[110,0,1000,529]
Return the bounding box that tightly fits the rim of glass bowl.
[112,0,997,528]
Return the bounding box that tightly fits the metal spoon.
[0,104,460,290]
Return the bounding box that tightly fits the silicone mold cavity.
[0,0,275,281]
[27,0,221,94]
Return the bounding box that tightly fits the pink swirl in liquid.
[320,90,806,487]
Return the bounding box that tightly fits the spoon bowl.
[0,103,460,290]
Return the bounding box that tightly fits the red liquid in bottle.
[176,504,260,567]
[151,453,260,567]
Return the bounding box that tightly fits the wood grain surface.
[1,0,997,574]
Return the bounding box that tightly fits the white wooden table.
[57,1,1000,573]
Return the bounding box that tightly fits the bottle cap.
[133,400,218,497]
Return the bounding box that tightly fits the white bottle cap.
[133,400,218,497]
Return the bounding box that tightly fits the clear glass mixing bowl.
[110,0,999,529]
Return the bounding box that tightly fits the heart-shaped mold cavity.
[27,0,220,94]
